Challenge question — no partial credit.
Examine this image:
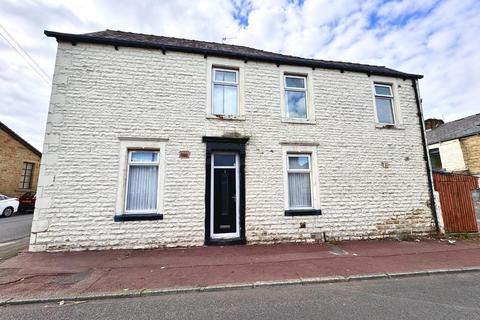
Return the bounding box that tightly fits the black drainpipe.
[412,79,440,232]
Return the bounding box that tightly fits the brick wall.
[30,42,435,251]
[460,135,480,175]
[0,128,41,198]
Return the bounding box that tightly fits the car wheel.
[2,207,14,217]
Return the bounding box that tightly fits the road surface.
[1,272,479,320]
[0,214,32,261]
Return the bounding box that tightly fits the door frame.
[210,152,240,240]
[203,136,248,245]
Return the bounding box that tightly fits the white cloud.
[0,0,479,149]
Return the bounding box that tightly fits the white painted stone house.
[30,30,439,251]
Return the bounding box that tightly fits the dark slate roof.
[426,113,480,145]
[0,121,42,157]
[45,29,422,80]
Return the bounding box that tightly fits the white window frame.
[279,66,315,124]
[212,68,239,116]
[115,138,167,215]
[286,153,314,209]
[124,150,160,214]
[281,145,320,210]
[373,83,396,125]
[284,75,308,120]
[206,57,245,119]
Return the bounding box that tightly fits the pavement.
[1,238,480,304]
[1,272,479,320]
[0,214,32,262]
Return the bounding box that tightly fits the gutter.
[412,79,440,232]
[44,30,423,80]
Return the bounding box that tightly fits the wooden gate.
[433,173,479,233]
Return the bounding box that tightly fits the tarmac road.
[0,214,32,261]
[1,272,480,320]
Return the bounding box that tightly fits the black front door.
[211,153,238,239]
[203,136,248,245]
[213,167,236,234]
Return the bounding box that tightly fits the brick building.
[426,113,480,176]
[30,30,438,251]
[0,121,42,198]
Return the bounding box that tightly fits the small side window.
[19,162,34,189]
[429,148,443,171]
[374,83,395,125]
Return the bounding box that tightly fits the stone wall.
[461,135,480,175]
[0,127,41,198]
[30,42,436,251]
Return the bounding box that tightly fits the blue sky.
[0,0,479,150]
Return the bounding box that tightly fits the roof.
[426,113,480,145]
[0,121,42,157]
[45,29,423,80]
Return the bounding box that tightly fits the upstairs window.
[212,68,238,116]
[284,75,308,119]
[125,150,160,213]
[374,83,395,124]
[19,162,34,189]
[286,154,312,209]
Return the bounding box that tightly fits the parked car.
[0,194,19,218]
[18,192,36,214]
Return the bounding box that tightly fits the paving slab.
[1,239,480,302]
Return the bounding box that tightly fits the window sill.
[205,237,246,245]
[375,124,405,130]
[285,209,322,216]
[114,213,163,222]
[206,115,246,121]
[281,118,316,125]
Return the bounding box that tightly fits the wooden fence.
[433,172,479,233]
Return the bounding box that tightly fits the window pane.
[429,149,443,170]
[375,85,392,96]
[288,172,312,208]
[375,97,394,124]
[223,85,238,115]
[130,151,158,162]
[213,84,238,115]
[285,90,307,119]
[213,84,224,114]
[285,76,305,88]
[126,165,158,211]
[288,156,310,170]
[214,70,236,83]
[214,154,236,166]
